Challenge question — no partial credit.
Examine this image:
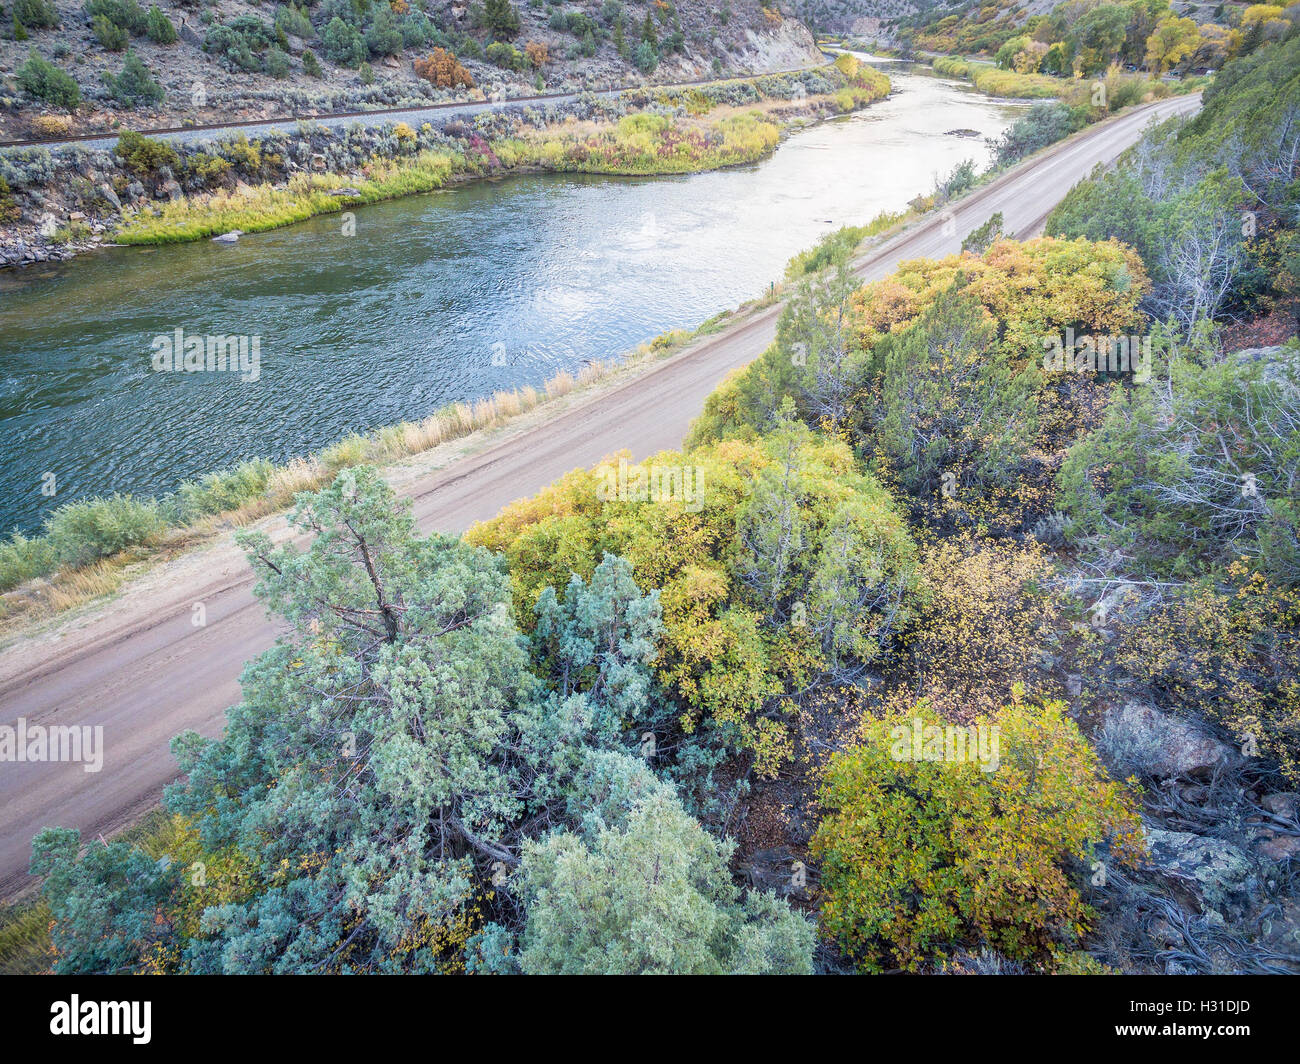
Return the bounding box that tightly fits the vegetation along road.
[0,91,1200,900]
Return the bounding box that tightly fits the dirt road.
[0,92,1199,899]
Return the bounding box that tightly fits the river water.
[0,63,1023,534]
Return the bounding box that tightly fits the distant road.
[0,60,836,151]
[0,92,1199,900]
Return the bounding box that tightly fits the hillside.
[798,0,1297,59]
[0,0,821,140]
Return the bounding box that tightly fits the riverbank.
[929,52,1207,107]
[0,57,887,264]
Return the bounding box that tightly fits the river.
[0,63,1024,534]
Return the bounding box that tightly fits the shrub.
[274,2,313,39]
[364,5,401,56]
[144,4,176,43]
[184,151,231,183]
[633,39,657,72]
[931,55,971,78]
[486,40,523,69]
[43,494,168,568]
[484,0,520,37]
[85,0,147,33]
[321,16,366,67]
[812,699,1143,972]
[176,458,274,519]
[991,100,1084,166]
[0,175,21,223]
[0,529,57,590]
[265,45,291,79]
[16,50,81,109]
[893,537,1057,722]
[205,18,274,71]
[1113,567,1300,784]
[105,51,165,105]
[28,113,73,138]
[524,39,548,67]
[518,791,814,973]
[1058,341,1300,583]
[414,47,474,88]
[92,13,129,49]
[468,425,916,776]
[114,128,180,176]
[301,48,322,77]
[14,0,59,29]
[971,66,1065,99]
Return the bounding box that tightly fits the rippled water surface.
[0,64,1023,532]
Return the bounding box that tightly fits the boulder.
[1144,828,1255,908]
[1254,833,1300,863]
[1262,792,1299,819]
[1103,701,1237,779]
[211,230,243,244]
[743,848,809,899]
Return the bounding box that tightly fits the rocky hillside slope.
[0,0,821,140]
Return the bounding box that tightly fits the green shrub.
[92,13,129,50]
[274,3,314,39]
[0,532,55,592]
[634,39,656,72]
[85,0,146,33]
[518,791,814,974]
[1059,341,1300,583]
[114,128,180,176]
[144,4,176,43]
[105,51,165,105]
[486,40,523,69]
[363,4,401,56]
[931,55,971,78]
[204,16,274,72]
[484,0,520,37]
[176,458,275,519]
[265,45,291,79]
[321,15,366,67]
[0,175,20,224]
[783,213,904,279]
[301,48,322,76]
[991,100,1085,166]
[16,51,81,108]
[14,0,59,30]
[43,495,167,569]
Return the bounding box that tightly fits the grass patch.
[116,152,458,244]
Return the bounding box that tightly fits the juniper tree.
[516,790,815,974]
[34,470,799,973]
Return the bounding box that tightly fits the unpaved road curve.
[0,93,1199,900]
